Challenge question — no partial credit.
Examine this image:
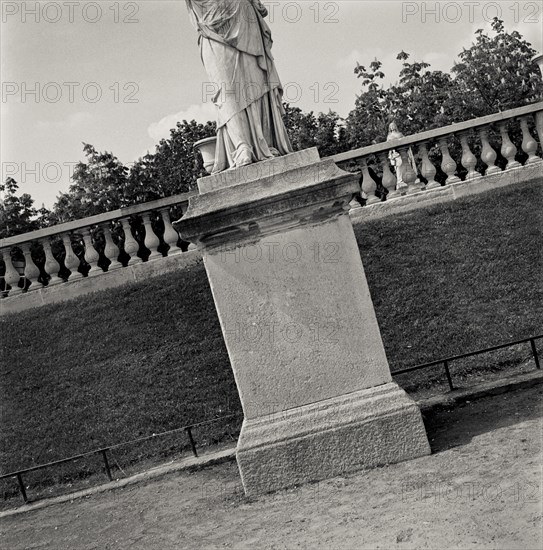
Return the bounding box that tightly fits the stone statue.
[387,121,419,188]
[186,0,293,173]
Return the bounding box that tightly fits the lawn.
[1,180,541,499]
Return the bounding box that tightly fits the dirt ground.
[1,385,542,550]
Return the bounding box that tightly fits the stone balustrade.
[2,101,542,303]
[0,192,195,298]
[331,101,543,206]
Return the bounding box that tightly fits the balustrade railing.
[331,101,543,204]
[2,102,542,300]
[0,192,195,298]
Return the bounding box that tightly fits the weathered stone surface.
[237,382,430,496]
[203,215,392,419]
[197,149,320,194]
[176,148,357,248]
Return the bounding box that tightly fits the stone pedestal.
[175,148,430,496]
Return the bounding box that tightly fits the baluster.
[120,218,142,266]
[348,197,361,209]
[101,224,122,271]
[349,174,362,208]
[41,238,63,286]
[498,121,521,170]
[535,111,543,156]
[21,243,42,291]
[418,142,440,190]
[358,158,379,205]
[379,153,398,199]
[61,232,83,280]
[458,132,481,180]
[80,227,102,276]
[398,147,418,193]
[141,212,162,260]
[438,138,461,184]
[1,248,23,296]
[160,208,182,256]
[478,127,501,175]
[181,202,191,218]
[519,116,540,164]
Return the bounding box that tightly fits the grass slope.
[357,181,542,372]
[1,180,542,495]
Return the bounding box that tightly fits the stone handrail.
[1,191,196,248]
[329,101,543,205]
[1,191,195,297]
[331,102,543,165]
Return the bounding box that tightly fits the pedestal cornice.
[174,149,359,248]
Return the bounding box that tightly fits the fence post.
[530,339,541,370]
[185,427,198,457]
[100,449,113,481]
[16,473,28,503]
[443,360,455,391]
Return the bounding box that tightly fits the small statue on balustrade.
[387,121,420,191]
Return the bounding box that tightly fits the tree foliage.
[347,54,459,147]
[53,144,130,222]
[346,18,541,149]
[452,18,541,117]
[0,178,51,239]
[52,121,216,221]
[283,105,347,157]
[147,120,216,197]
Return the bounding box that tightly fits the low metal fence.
[391,334,542,390]
[2,334,541,505]
[0,414,242,504]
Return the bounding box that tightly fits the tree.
[52,121,216,223]
[0,178,50,239]
[314,111,348,157]
[346,58,397,148]
[342,18,542,187]
[452,18,541,118]
[346,54,460,149]
[53,143,130,222]
[283,105,347,157]
[138,119,216,198]
[124,153,163,206]
[394,52,458,133]
[346,19,541,148]
[283,105,318,152]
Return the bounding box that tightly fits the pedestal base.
[237,382,430,496]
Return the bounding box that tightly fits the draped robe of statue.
[186,0,293,173]
[387,122,419,186]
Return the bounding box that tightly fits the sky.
[1,0,542,208]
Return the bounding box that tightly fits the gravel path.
[1,386,541,550]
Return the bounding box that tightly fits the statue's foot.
[269,147,281,157]
[234,145,253,167]
[237,154,253,167]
